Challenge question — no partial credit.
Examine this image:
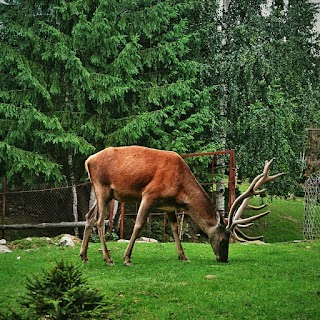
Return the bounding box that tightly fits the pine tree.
[0,0,217,186]
[97,0,217,154]
[0,1,95,185]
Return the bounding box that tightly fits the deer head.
[226,159,285,242]
[206,159,285,263]
[80,147,284,266]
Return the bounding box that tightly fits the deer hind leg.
[80,201,97,262]
[95,188,114,266]
[167,212,189,262]
[123,197,152,266]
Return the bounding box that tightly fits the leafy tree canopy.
[219,0,320,194]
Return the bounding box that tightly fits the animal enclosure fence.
[0,182,92,240]
[1,150,236,241]
[304,129,320,240]
[304,174,320,240]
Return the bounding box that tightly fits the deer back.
[85,146,207,206]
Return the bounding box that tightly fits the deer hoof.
[104,257,114,266]
[79,254,88,262]
[124,258,132,266]
[179,256,190,262]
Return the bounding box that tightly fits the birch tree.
[219,0,320,194]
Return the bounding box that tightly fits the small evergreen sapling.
[0,260,110,320]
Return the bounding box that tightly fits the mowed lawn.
[0,240,319,319]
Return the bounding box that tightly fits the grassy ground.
[0,240,319,319]
[242,196,304,243]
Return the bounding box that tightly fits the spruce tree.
[0,1,95,185]
[0,0,216,186]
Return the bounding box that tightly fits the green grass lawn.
[1,240,319,319]
[236,179,305,243]
[243,196,304,243]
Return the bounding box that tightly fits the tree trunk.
[112,200,120,231]
[89,186,96,209]
[216,160,226,215]
[68,153,79,237]
[216,0,230,216]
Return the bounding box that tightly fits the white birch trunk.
[68,153,79,237]
[216,0,230,216]
[89,186,96,209]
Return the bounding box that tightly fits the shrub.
[0,260,110,320]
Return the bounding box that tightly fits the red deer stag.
[79,146,284,265]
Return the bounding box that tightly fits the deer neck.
[184,185,218,235]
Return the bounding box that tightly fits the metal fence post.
[228,150,236,211]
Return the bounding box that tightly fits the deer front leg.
[80,202,97,262]
[167,212,189,262]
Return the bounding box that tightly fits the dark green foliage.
[0,0,217,187]
[0,260,110,320]
[0,0,319,195]
[0,309,27,320]
[0,0,96,185]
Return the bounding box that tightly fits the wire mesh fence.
[0,151,237,241]
[0,181,202,242]
[0,182,92,240]
[306,129,320,175]
[304,173,320,240]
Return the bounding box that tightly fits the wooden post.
[109,200,114,233]
[68,153,79,237]
[120,202,125,239]
[211,155,215,202]
[148,215,151,240]
[2,177,6,239]
[163,214,167,241]
[228,150,236,211]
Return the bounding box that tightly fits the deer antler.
[226,159,285,242]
